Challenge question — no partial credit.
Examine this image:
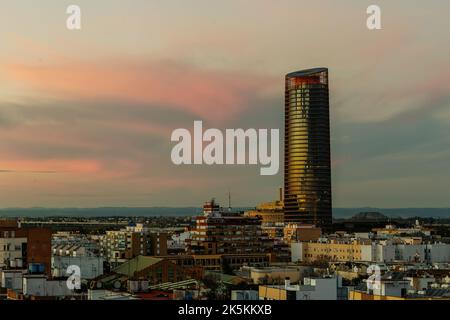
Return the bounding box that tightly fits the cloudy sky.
[0,0,449,208]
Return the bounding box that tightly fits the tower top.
[286,68,328,78]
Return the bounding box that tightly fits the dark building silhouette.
[284,68,332,228]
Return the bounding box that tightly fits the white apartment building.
[0,236,27,269]
[361,242,450,263]
[100,224,152,265]
[259,276,344,300]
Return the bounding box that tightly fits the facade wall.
[26,228,52,277]
[259,286,288,300]
[303,277,339,300]
[149,232,168,256]
[162,254,270,271]
[293,241,363,262]
[1,271,24,291]
[406,276,436,291]
[43,281,75,297]
[284,225,322,242]
[292,241,450,264]
[23,277,74,297]
[377,281,410,297]
[290,242,303,263]
[250,268,302,284]
[348,290,405,300]
[52,255,104,279]
[23,276,46,296]
[0,237,27,268]
[376,244,450,263]
[1,225,52,276]
[429,244,450,262]
[231,290,259,300]
[259,277,340,300]
[101,230,151,263]
[361,244,374,262]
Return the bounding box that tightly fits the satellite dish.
[114,281,121,289]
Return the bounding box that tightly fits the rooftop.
[114,256,163,277]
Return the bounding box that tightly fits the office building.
[284,68,332,229]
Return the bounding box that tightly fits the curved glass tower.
[284,68,332,228]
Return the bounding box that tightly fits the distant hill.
[0,206,252,218]
[0,207,449,218]
[333,208,450,219]
[349,212,388,221]
[0,207,201,218]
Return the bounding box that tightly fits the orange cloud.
[0,159,100,174]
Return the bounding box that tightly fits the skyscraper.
[284,68,332,228]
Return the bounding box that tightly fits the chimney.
[279,187,283,202]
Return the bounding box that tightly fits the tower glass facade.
[284,68,332,228]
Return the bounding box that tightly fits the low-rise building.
[259,276,344,300]
[100,225,151,266]
[0,220,52,276]
[100,223,168,267]
[167,231,190,255]
[291,239,367,263]
[373,222,432,237]
[361,241,450,263]
[237,265,313,285]
[349,272,450,300]
[52,255,104,280]
[113,255,189,285]
[3,271,84,300]
[291,235,450,264]
[1,270,25,292]
[231,290,259,300]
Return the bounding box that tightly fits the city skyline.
[1,1,450,208]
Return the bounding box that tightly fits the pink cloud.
[0,119,167,179]
[4,61,277,124]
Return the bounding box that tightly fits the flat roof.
[286,68,328,78]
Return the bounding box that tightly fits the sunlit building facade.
[284,68,332,228]
[244,188,285,239]
[186,200,274,256]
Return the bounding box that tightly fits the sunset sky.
[1,0,450,208]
